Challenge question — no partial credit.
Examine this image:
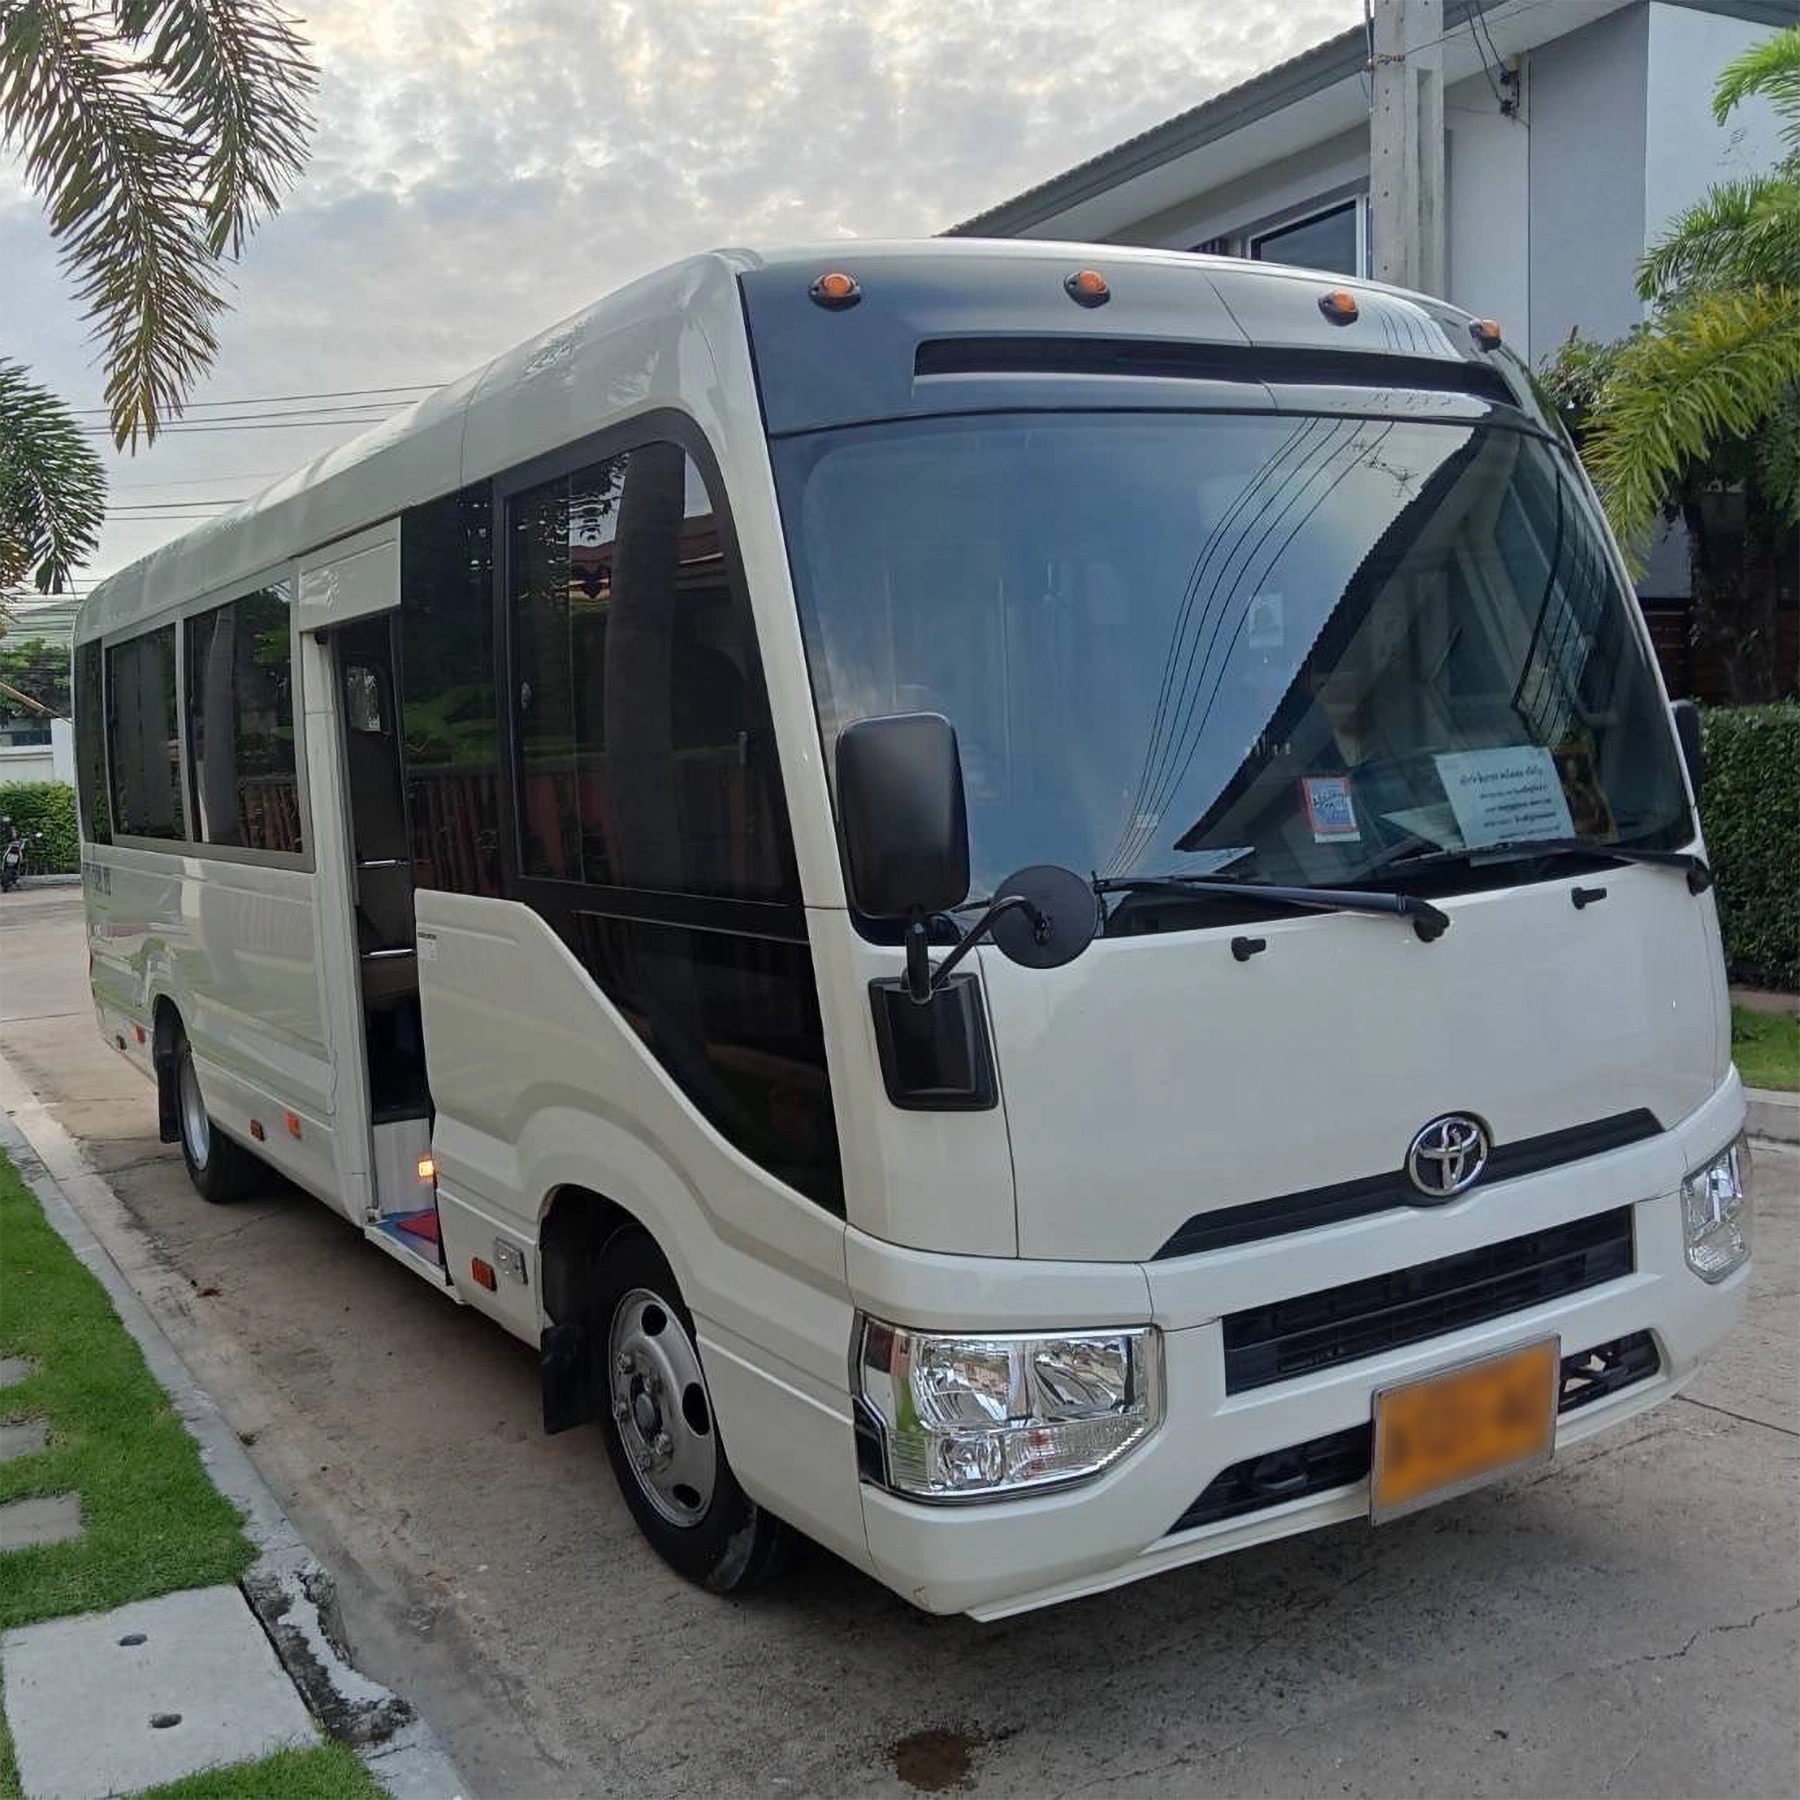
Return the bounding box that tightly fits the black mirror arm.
[904,894,1048,1004]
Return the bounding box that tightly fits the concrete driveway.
[3,881,1796,1799]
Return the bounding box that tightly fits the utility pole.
[1369,0,1445,295]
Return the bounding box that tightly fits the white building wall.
[1644,2,1792,245]
[1444,68,1532,357]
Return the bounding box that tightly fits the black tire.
[172,1033,264,1204]
[587,1228,798,1592]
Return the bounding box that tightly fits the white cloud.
[3,0,1361,582]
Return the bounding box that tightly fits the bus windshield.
[773,411,1692,905]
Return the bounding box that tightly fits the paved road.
[3,882,1796,1799]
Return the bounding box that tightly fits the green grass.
[0,1152,253,1630]
[1732,1005,1800,1092]
[137,1744,386,1800]
[0,1151,258,1800]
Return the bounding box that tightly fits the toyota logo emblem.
[1406,1114,1491,1200]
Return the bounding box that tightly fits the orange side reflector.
[470,1257,498,1292]
[134,1023,147,1044]
[284,1111,302,1139]
[249,1119,266,1142]
[417,1155,436,1182]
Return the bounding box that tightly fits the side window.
[74,640,111,843]
[105,625,185,840]
[508,442,799,903]
[186,585,302,854]
[398,482,503,896]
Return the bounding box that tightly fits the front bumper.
[852,1075,1749,1619]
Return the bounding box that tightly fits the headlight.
[1681,1134,1753,1283]
[854,1321,1161,1502]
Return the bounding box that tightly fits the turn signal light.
[1469,318,1503,351]
[284,1110,302,1139]
[1064,268,1111,307]
[470,1257,498,1292]
[417,1155,436,1182]
[1318,289,1360,324]
[809,270,861,308]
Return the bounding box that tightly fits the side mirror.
[1671,698,1703,794]
[835,713,969,920]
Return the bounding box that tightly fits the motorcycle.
[0,817,45,892]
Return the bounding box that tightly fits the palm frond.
[1712,23,1800,147]
[123,0,317,258]
[0,358,108,593]
[1639,169,1800,300]
[0,0,224,448]
[1585,287,1800,558]
[1761,386,1800,523]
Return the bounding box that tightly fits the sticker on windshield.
[1434,747,1576,848]
[1301,774,1360,842]
[1246,591,1284,651]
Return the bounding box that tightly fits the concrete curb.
[0,1074,469,1800]
[1746,1087,1799,1146]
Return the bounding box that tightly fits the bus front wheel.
[587,1228,797,1592]
[173,1033,263,1205]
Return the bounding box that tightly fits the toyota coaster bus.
[74,242,1752,1617]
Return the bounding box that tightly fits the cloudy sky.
[4,0,1362,586]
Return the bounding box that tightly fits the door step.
[374,1208,444,1265]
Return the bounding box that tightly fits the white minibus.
[75,242,1751,1617]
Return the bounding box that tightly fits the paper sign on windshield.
[1434,747,1576,848]
[1301,775,1360,842]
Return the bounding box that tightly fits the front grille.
[1222,1208,1635,1394]
[1156,1110,1660,1258]
[1170,1330,1660,1533]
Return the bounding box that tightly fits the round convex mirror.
[988,865,1102,969]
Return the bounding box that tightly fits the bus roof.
[77,239,1535,643]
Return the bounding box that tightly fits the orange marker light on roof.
[1470,318,1504,352]
[1319,289,1360,325]
[809,270,861,309]
[1065,268,1111,307]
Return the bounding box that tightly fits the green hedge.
[1700,704,1800,992]
[0,780,78,875]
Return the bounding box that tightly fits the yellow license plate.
[1372,1337,1559,1521]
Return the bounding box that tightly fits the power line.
[71,381,443,416]
[110,472,283,491]
[83,413,398,437]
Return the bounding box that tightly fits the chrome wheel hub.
[607,1287,716,1527]
[178,1058,210,1170]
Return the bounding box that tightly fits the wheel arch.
[150,993,185,1143]
[537,1183,659,1435]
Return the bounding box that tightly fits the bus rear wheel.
[588,1228,797,1592]
[173,1034,263,1204]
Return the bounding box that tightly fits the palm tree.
[0,2,316,591]
[1581,26,1800,568]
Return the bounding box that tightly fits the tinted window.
[509,442,798,902]
[74,639,111,843]
[105,626,185,840]
[186,586,301,854]
[554,912,841,1211]
[399,482,502,896]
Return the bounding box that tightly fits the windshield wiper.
[1364,836,1713,894]
[1094,872,1451,943]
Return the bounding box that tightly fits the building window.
[185,585,302,854]
[105,625,185,840]
[508,440,799,904]
[74,639,111,844]
[1249,198,1363,276]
